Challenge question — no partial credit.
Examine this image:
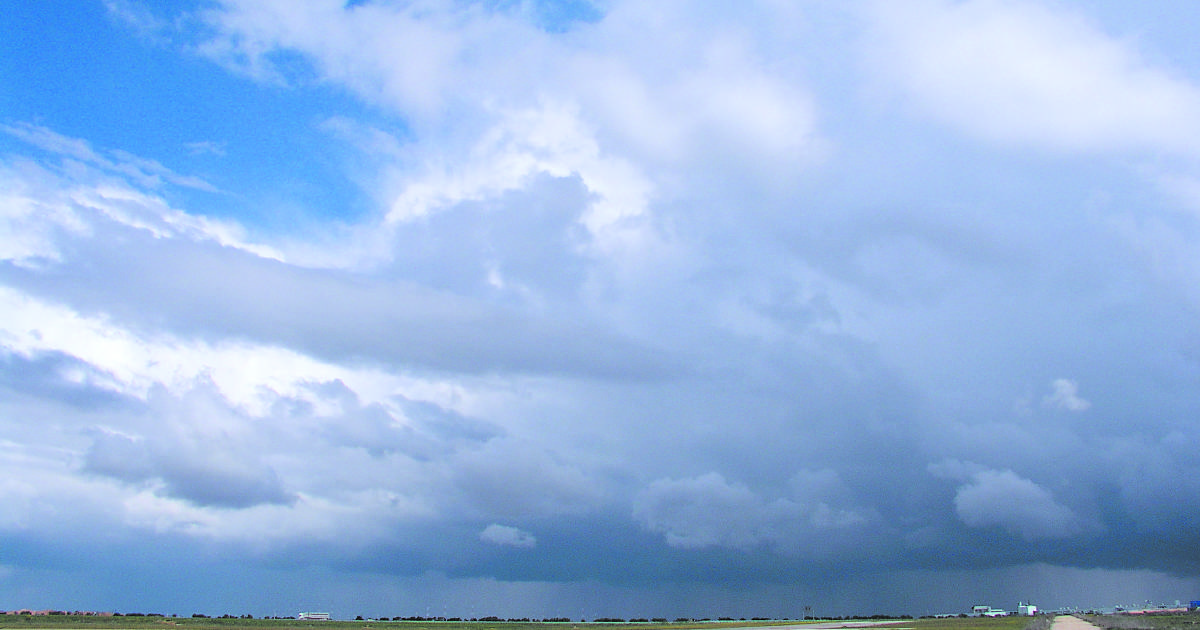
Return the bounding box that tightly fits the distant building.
[1018,604,1038,616]
[971,606,1007,617]
[299,612,331,620]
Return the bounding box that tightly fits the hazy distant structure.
[1018,603,1038,616]
[971,605,1007,617]
[298,612,331,620]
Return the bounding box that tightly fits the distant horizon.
[4,604,1190,621]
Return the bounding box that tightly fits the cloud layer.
[2,0,1200,617]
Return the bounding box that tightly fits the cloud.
[1044,378,1091,412]
[867,0,1200,155]
[952,469,1088,540]
[480,524,537,549]
[0,144,274,266]
[2,122,219,192]
[449,438,607,520]
[633,473,773,550]
[0,154,673,380]
[82,387,296,509]
[632,471,872,554]
[7,0,1200,617]
[184,140,227,157]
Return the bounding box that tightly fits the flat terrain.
[1075,614,1200,630]
[0,616,1034,630]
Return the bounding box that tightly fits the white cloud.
[632,471,871,553]
[2,122,219,192]
[480,524,537,549]
[184,140,227,157]
[0,129,279,263]
[194,0,823,273]
[198,0,520,113]
[867,0,1200,154]
[0,163,87,266]
[384,100,654,248]
[1044,378,1091,412]
[953,469,1088,540]
[633,472,774,549]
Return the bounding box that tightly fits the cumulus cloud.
[480,524,537,549]
[633,473,773,550]
[1044,378,1091,412]
[82,387,296,509]
[632,471,872,554]
[952,469,1088,540]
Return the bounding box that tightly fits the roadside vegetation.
[1019,615,1052,630]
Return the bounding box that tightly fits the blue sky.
[3,0,1200,619]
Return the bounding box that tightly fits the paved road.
[1051,616,1103,630]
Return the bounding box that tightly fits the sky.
[3,0,1200,619]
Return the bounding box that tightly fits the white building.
[299,612,331,620]
[1018,604,1038,616]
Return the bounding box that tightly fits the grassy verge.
[1077,614,1200,630]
